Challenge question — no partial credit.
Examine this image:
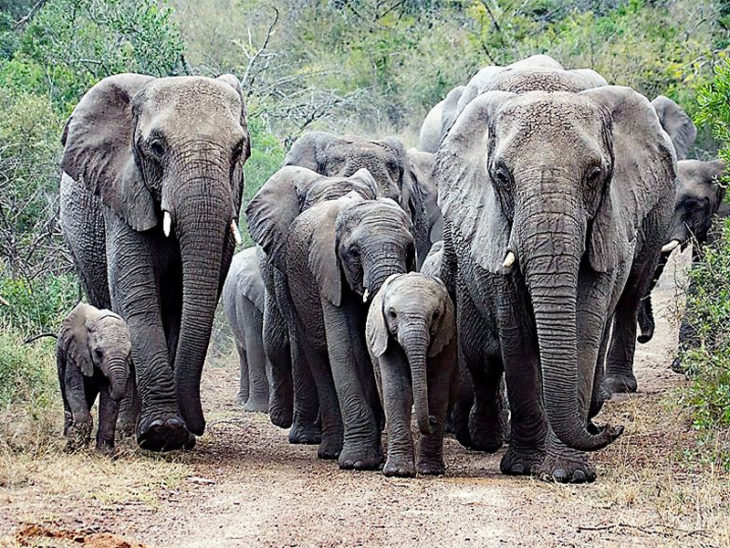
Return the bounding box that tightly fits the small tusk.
[230,220,242,246]
[661,239,680,253]
[363,288,370,303]
[502,251,516,269]
[163,211,172,238]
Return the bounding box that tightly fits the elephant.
[420,241,443,279]
[651,95,697,160]
[247,167,381,442]
[366,273,457,477]
[221,246,270,412]
[436,80,677,482]
[60,73,250,451]
[636,159,727,372]
[52,303,132,453]
[406,148,442,248]
[419,86,465,153]
[284,193,416,469]
[284,131,434,267]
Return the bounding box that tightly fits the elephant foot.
[95,439,117,456]
[268,402,293,429]
[338,444,384,471]
[500,446,544,476]
[416,458,445,476]
[288,421,321,445]
[235,392,248,406]
[637,330,653,344]
[383,457,416,478]
[116,419,136,438]
[603,374,637,395]
[467,419,506,453]
[137,414,192,452]
[243,397,270,413]
[317,432,343,460]
[65,420,92,452]
[536,451,596,484]
[670,356,685,374]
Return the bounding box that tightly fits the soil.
[2,248,729,548]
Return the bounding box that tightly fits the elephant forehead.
[496,70,592,94]
[340,200,411,230]
[386,276,444,307]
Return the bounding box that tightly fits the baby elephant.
[366,273,457,477]
[56,303,132,452]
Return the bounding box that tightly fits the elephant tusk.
[363,288,370,303]
[230,220,242,246]
[502,251,516,269]
[163,211,172,238]
[661,239,680,253]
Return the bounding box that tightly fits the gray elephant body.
[60,74,250,451]
[366,273,457,477]
[247,167,382,444]
[419,86,465,153]
[284,131,434,267]
[437,64,676,482]
[55,303,131,453]
[638,159,727,369]
[222,247,270,412]
[283,194,415,469]
[652,95,697,160]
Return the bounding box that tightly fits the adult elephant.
[436,84,676,481]
[60,73,250,451]
[652,95,697,160]
[222,247,270,412]
[284,131,433,267]
[419,86,465,153]
[636,159,727,373]
[247,167,380,442]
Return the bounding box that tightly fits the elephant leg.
[116,368,139,438]
[106,218,190,451]
[446,350,473,440]
[235,342,250,406]
[96,388,120,453]
[417,365,451,476]
[288,333,321,444]
[604,282,643,394]
[297,334,343,459]
[63,366,95,451]
[241,301,269,413]
[263,294,293,428]
[378,352,415,477]
[322,299,382,470]
[637,250,669,344]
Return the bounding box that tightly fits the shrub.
[0,271,79,333]
[0,323,56,407]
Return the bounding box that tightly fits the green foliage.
[697,57,730,166]
[0,271,78,333]
[0,323,56,407]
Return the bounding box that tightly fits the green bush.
[0,272,79,334]
[0,323,56,407]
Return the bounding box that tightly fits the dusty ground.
[2,248,729,547]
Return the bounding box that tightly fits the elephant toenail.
[148,419,164,429]
[552,469,567,482]
[571,470,586,483]
[512,464,524,474]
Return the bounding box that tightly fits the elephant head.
[652,95,697,160]
[419,85,465,153]
[662,159,727,253]
[246,166,380,271]
[61,74,250,433]
[60,303,131,400]
[437,87,676,451]
[366,273,455,435]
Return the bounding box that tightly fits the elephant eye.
[586,166,602,185]
[149,140,165,158]
[492,164,512,189]
[432,309,440,321]
[94,348,103,358]
[232,139,244,162]
[387,308,397,319]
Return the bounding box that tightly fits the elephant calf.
[222,247,271,412]
[55,303,132,452]
[366,273,457,477]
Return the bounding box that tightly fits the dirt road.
[2,249,729,547]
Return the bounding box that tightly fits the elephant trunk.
[171,173,234,436]
[363,244,409,299]
[107,356,130,401]
[519,205,620,452]
[399,323,433,436]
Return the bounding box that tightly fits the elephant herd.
[53,54,726,483]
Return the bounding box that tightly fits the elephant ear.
[216,74,251,211]
[348,168,381,198]
[245,166,322,270]
[429,279,455,358]
[436,90,516,274]
[284,131,339,172]
[365,274,399,357]
[584,86,678,273]
[235,248,266,311]
[61,73,157,232]
[651,95,697,160]
[60,303,95,377]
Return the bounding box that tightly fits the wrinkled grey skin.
[637,159,727,372]
[285,194,416,469]
[652,95,697,160]
[420,241,443,278]
[366,273,457,477]
[419,86,465,153]
[60,74,250,451]
[56,303,131,453]
[284,131,433,267]
[437,78,676,482]
[246,167,380,443]
[406,148,442,248]
[222,247,270,412]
